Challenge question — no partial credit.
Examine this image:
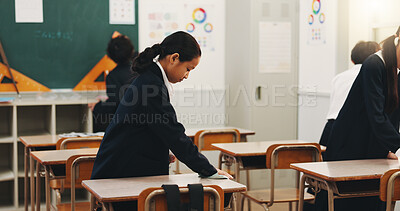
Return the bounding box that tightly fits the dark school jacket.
[91,62,217,179]
[92,63,136,132]
[326,54,400,161]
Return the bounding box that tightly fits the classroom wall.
[297,0,340,143]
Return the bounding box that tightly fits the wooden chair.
[175,129,240,174]
[51,136,102,205]
[380,169,400,211]
[56,154,97,211]
[56,136,103,150]
[138,185,224,211]
[240,143,322,211]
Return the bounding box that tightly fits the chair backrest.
[66,154,97,211]
[265,143,322,207]
[56,136,103,150]
[266,143,322,169]
[380,169,400,210]
[138,185,224,211]
[194,129,240,151]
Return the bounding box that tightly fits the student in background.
[316,28,400,211]
[91,31,232,210]
[319,41,380,148]
[89,35,138,132]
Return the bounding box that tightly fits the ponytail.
[131,44,163,74]
[382,35,399,113]
[131,31,201,74]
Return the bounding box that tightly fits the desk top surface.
[290,159,400,181]
[82,173,246,203]
[30,148,98,165]
[20,127,255,148]
[212,140,312,156]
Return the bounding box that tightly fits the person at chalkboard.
[91,31,233,210]
[318,41,380,152]
[88,35,138,132]
[315,28,400,211]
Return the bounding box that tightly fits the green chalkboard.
[0,0,138,89]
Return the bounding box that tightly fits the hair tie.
[394,36,399,46]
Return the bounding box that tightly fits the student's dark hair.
[132,31,201,73]
[381,33,399,113]
[351,41,380,64]
[107,35,135,64]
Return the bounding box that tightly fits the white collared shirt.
[326,64,362,120]
[155,60,174,100]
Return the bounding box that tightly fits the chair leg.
[55,189,61,205]
[289,202,292,211]
[240,195,245,211]
[261,203,270,211]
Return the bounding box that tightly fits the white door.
[250,0,299,142]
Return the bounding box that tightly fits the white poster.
[15,0,43,23]
[109,0,135,25]
[139,0,225,90]
[259,22,291,73]
[307,0,326,45]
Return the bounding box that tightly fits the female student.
[91,31,232,210]
[318,29,400,210]
[89,35,138,132]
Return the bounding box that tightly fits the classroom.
[1,0,400,210]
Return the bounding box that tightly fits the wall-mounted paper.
[259,21,291,73]
[109,0,135,25]
[15,0,43,23]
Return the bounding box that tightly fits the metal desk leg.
[30,151,35,211]
[36,161,41,211]
[90,194,95,211]
[298,174,306,211]
[326,182,335,211]
[45,166,51,211]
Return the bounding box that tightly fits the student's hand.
[387,151,398,159]
[217,169,233,180]
[88,102,97,111]
[169,153,176,163]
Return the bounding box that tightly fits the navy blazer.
[92,63,136,132]
[91,62,217,179]
[326,54,400,161]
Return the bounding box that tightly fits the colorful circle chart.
[308,15,314,25]
[192,8,207,24]
[319,13,325,24]
[204,23,213,33]
[312,0,321,15]
[186,23,195,33]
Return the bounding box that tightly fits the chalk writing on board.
[34,30,73,41]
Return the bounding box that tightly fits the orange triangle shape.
[0,62,50,92]
[73,31,122,91]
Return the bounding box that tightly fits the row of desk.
[20,127,254,211]
[20,129,400,211]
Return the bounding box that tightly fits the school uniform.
[317,52,400,211]
[92,63,136,132]
[319,64,363,147]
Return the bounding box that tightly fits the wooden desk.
[290,159,400,211]
[185,127,255,142]
[20,135,59,211]
[30,148,98,211]
[82,173,246,210]
[19,127,253,211]
[211,140,312,182]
